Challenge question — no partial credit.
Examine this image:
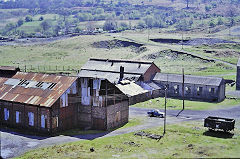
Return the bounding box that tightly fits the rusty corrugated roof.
[0,66,19,71]
[0,72,77,107]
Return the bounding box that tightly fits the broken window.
[185,86,191,94]
[41,114,47,128]
[16,111,21,123]
[70,81,77,94]
[197,87,203,96]
[60,91,69,107]
[4,108,9,121]
[209,88,215,94]
[28,112,34,126]
[174,85,179,94]
[100,80,106,95]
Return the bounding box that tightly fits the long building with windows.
[0,72,78,134]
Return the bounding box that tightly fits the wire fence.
[16,65,80,75]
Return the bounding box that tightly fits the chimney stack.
[120,66,124,80]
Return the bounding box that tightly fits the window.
[174,85,179,94]
[197,87,203,96]
[16,111,21,123]
[60,90,69,107]
[41,114,47,128]
[209,88,215,94]
[28,112,34,126]
[185,86,191,94]
[4,108,9,121]
[70,81,77,94]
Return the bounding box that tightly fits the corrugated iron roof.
[81,58,154,75]
[153,73,223,86]
[78,69,140,84]
[116,81,148,97]
[0,72,77,107]
[0,66,19,71]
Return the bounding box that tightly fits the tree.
[209,20,216,28]
[25,15,33,22]
[143,15,154,28]
[40,20,51,32]
[17,19,24,26]
[96,8,104,14]
[217,17,224,25]
[175,19,188,31]
[118,22,128,31]
[103,20,117,31]
[137,20,146,29]
[39,16,44,21]
[226,6,237,35]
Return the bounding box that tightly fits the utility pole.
[182,68,185,110]
[176,68,185,117]
[163,87,167,135]
[148,28,150,42]
[181,32,183,50]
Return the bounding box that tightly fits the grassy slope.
[132,97,240,110]
[17,121,240,159]
[0,35,138,72]
[58,117,143,136]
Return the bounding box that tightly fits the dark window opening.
[100,80,106,95]
[174,85,179,94]
[185,86,191,94]
[209,88,215,94]
[197,87,202,96]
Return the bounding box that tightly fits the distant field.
[0,30,237,78]
[0,8,28,29]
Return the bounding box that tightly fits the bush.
[103,20,117,31]
[17,19,24,26]
[39,16,44,21]
[25,15,33,22]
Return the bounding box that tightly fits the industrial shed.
[80,58,161,82]
[236,58,240,90]
[153,73,225,102]
[79,58,161,105]
[0,66,20,78]
[78,71,130,130]
[0,72,78,134]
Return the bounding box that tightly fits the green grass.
[17,121,240,159]
[183,46,240,65]
[0,35,140,74]
[57,118,143,136]
[118,117,143,130]
[32,14,59,21]
[132,97,240,110]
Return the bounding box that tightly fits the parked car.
[147,109,165,118]
[204,116,235,132]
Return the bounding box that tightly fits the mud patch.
[92,39,146,53]
[134,131,162,140]
[150,38,236,46]
[124,141,141,147]
[144,49,214,62]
